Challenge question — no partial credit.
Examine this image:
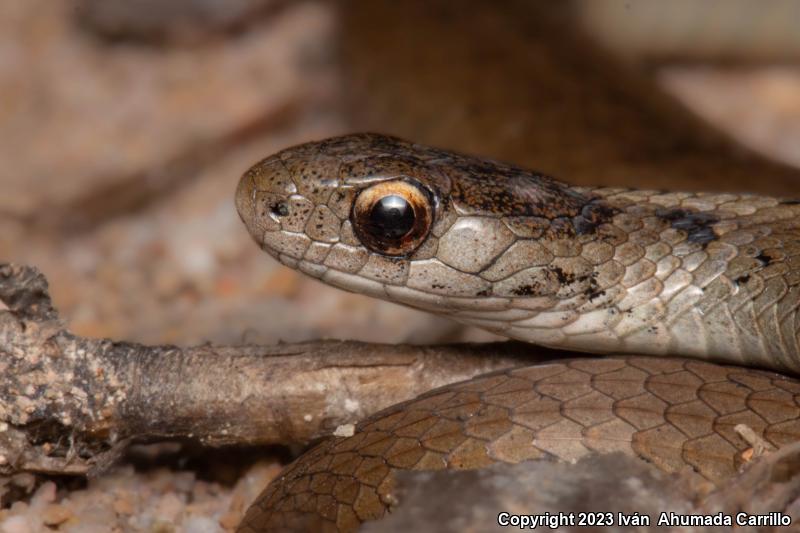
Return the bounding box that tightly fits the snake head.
[236,133,621,339]
[235,133,462,299]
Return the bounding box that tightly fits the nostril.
[271,201,290,217]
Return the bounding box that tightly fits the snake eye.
[352,180,434,256]
[370,195,415,238]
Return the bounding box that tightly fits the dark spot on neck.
[579,272,605,301]
[755,252,773,266]
[511,284,537,296]
[550,266,575,285]
[656,208,719,245]
[587,287,606,301]
[573,201,618,235]
[546,218,577,239]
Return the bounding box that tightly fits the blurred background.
[1,0,800,530]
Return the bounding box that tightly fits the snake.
[233,133,800,531]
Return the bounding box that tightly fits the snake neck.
[432,187,800,373]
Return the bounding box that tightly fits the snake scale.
[234,133,800,531]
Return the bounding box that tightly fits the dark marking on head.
[656,208,719,245]
[443,156,588,221]
[735,274,751,285]
[276,133,623,239]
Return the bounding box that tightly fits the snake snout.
[235,156,296,247]
[235,142,353,275]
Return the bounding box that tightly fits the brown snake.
[234,133,800,531]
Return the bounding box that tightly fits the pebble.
[156,493,185,523]
[112,491,135,515]
[0,516,31,533]
[42,504,73,526]
[183,516,222,533]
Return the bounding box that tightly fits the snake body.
[235,134,800,531]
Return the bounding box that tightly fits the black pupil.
[369,195,415,239]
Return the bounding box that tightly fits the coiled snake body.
[235,134,800,531]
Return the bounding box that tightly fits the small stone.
[31,481,57,507]
[190,481,213,501]
[8,503,27,514]
[224,461,282,526]
[333,424,355,437]
[42,504,73,526]
[112,491,135,515]
[218,511,240,530]
[182,516,221,533]
[10,474,35,493]
[171,472,195,494]
[0,516,31,533]
[155,493,184,523]
[151,521,176,533]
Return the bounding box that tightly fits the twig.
[0,263,548,477]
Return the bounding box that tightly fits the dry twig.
[0,263,545,477]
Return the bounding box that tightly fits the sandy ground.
[1,1,800,531]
